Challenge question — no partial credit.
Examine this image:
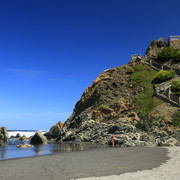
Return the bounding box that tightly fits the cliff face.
[47,37,180,147]
[64,62,141,129]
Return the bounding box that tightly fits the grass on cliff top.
[131,64,162,115]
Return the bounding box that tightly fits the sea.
[0,130,101,160]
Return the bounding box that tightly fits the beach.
[0,146,177,180]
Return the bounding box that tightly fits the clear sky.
[0,0,180,130]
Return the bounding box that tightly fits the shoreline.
[0,146,169,180]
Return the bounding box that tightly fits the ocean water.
[8,130,47,138]
[0,130,101,160]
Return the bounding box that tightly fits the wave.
[7,130,48,138]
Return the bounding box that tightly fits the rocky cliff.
[47,37,180,147]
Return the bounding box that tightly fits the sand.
[74,147,180,180]
[0,146,178,180]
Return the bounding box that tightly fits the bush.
[172,111,180,127]
[156,47,176,62]
[172,80,180,96]
[172,80,180,91]
[173,50,180,63]
[152,70,175,84]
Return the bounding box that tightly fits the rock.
[16,143,33,148]
[108,126,119,134]
[163,138,178,146]
[144,37,167,59]
[45,121,63,139]
[19,135,29,141]
[30,131,47,144]
[0,127,8,141]
[10,135,15,138]
[15,133,21,138]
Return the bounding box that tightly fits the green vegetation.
[101,104,109,110]
[172,111,180,127]
[172,80,180,96]
[131,64,162,115]
[173,50,180,62]
[156,47,176,62]
[152,70,175,84]
[156,47,180,63]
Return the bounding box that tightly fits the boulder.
[163,138,178,146]
[30,131,47,144]
[45,121,63,139]
[15,133,21,138]
[16,143,33,148]
[0,127,8,141]
[19,135,29,141]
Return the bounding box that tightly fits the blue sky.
[0,0,180,130]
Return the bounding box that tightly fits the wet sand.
[0,147,169,180]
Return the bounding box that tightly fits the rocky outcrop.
[45,121,63,139]
[0,127,8,146]
[30,131,47,144]
[144,38,167,59]
[48,52,180,147]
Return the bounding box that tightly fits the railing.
[131,54,141,60]
[170,36,180,40]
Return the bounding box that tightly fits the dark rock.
[0,127,8,141]
[10,135,15,138]
[108,126,119,134]
[30,131,47,144]
[15,133,21,138]
[19,135,29,141]
[45,121,63,139]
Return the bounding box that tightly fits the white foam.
[8,130,47,138]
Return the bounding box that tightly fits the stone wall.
[154,80,180,107]
[168,36,180,49]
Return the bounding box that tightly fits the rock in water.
[30,131,47,144]
[16,143,33,148]
[0,127,8,141]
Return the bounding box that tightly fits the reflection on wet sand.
[0,140,103,160]
[52,142,96,153]
[0,146,7,158]
[34,145,45,155]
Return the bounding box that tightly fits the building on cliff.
[168,36,180,49]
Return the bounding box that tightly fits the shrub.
[172,80,180,96]
[152,70,175,84]
[173,50,180,63]
[172,111,180,127]
[156,47,176,62]
[172,80,180,91]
